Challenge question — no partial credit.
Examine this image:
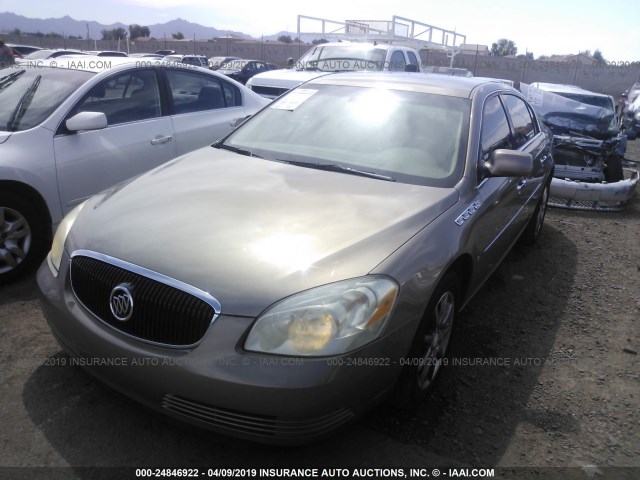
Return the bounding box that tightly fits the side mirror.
[404,64,419,72]
[485,149,533,177]
[66,111,108,132]
[286,58,294,69]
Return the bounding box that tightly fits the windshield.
[223,84,470,187]
[0,66,94,132]
[25,50,55,59]
[553,92,614,110]
[295,45,387,72]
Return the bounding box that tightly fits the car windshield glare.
[0,67,95,132]
[225,84,470,187]
[296,46,388,71]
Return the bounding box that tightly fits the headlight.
[245,276,398,356]
[49,202,85,273]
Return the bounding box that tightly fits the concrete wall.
[423,50,640,97]
[5,34,640,96]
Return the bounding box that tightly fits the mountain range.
[0,12,299,42]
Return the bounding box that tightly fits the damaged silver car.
[522,83,638,211]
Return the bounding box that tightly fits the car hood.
[248,69,333,89]
[67,147,459,317]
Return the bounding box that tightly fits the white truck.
[246,41,423,99]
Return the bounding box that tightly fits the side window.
[166,70,239,113]
[73,69,161,125]
[407,51,419,67]
[389,51,406,71]
[221,80,242,107]
[479,95,511,181]
[502,94,536,148]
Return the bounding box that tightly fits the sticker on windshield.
[271,89,318,110]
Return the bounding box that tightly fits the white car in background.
[0,56,269,283]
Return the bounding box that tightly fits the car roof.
[308,72,515,99]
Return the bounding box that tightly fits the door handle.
[151,135,173,145]
[517,179,528,191]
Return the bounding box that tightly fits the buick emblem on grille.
[109,284,134,322]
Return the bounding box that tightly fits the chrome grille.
[162,394,355,440]
[548,196,626,212]
[70,253,218,347]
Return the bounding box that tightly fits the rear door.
[164,69,248,154]
[53,68,176,212]
[501,94,548,221]
[472,94,524,272]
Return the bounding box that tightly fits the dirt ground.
[0,143,638,480]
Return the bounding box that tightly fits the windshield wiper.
[214,142,262,158]
[7,74,41,132]
[282,160,395,182]
[0,70,26,94]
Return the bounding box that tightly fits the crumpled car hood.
[521,83,616,139]
[67,147,459,317]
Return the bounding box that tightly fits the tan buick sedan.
[38,72,553,444]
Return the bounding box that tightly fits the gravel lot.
[1,142,638,480]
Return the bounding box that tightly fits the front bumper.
[549,168,639,212]
[37,253,409,444]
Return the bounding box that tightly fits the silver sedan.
[0,57,268,283]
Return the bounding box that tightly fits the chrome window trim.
[70,249,222,349]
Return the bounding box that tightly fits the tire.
[604,156,624,183]
[393,271,460,409]
[520,180,549,246]
[0,191,50,285]
[625,128,637,141]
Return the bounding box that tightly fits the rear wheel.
[520,181,549,246]
[394,271,460,409]
[0,192,49,284]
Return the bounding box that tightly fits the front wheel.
[393,271,460,409]
[0,192,49,284]
[604,156,624,183]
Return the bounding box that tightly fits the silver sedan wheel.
[417,290,455,391]
[0,207,32,274]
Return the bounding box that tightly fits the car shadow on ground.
[362,217,579,466]
[0,273,40,307]
[20,221,577,471]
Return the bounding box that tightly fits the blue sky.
[0,0,638,60]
